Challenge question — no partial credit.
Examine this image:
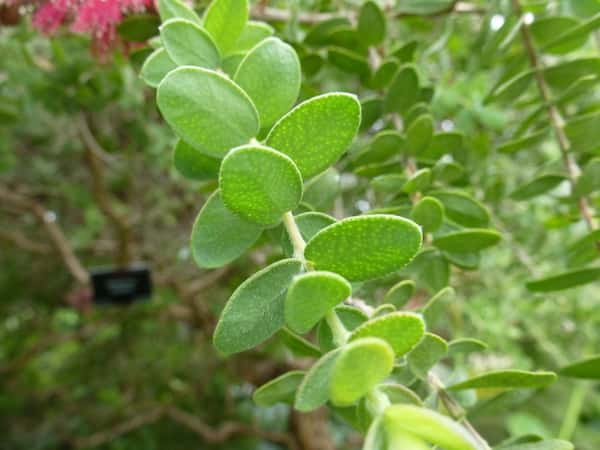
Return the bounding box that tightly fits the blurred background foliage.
[1,0,599,449]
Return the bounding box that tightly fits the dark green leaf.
[526,267,600,292]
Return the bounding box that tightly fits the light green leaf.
[430,190,490,227]
[191,190,262,268]
[235,21,274,52]
[497,129,548,154]
[363,417,387,450]
[383,279,415,309]
[379,384,422,405]
[295,348,342,411]
[221,52,245,77]
[220,144,303,225]
[318,306,369,352]
[213,259,302,355]
[543,14,600,54]
[358,1,386,46]
[406,115,434,155]
[202,0,248,54]
[448,338,488,356]
[157,67,259,157]
[173,140,220,180]
[305,215,422,281]
[386,429,430,450]
[253,371,305,406]
[526,267,600,292]
[266,93,361,178]
[285,271,352,334]
[160,19,220,68]
[421,286,454,326]
[140,47,177,88]
[372,303,396,317]
[411,196,444,233]
[349,312,425,356]
[277,327,322,357]
[573,157,600,196]
[157,0,201,23]
[385,65,419,114]
[234,37,301,129]
[281,212,336,257]
[565,110,600,154]
[433,229,502,253]
[510,175,566,200]
[487,71,534,104]
[330,337,394,406]
[531,16,587,54]
[559,355,600,379]
[407,332,448,379]
[448,370,557,391]
[567,229,600,267]
[403,168,432,193]
[500,440,574,450]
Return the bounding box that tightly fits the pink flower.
[32,0,71,34]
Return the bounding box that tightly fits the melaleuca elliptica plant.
[141,0,576,448]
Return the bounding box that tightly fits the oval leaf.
[160,18,220,68]
[559,355,600,379]
[202,0,248,54]
[433,229,502,253]
[383,279,415,308]
[411,196,444,233]
[253,371,305,406]
[407,332,448,379]
[448,370,557,391]
[526,267,600,292]
[140,47,177,88]
[173,140,220,180]
[295,348,342,412]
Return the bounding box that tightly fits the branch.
[0,228,51,254]
[512,0,599,251]
[0,186,89,284]
[78,114,134,266]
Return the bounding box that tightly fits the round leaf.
[407,332,448,379]
[160,18,220,68]
[411,196,444,233]
[383,279,415,308]
[220,144,303,225]
[304,215,422,281]
[140,47,177,88]
[157,67,259,157]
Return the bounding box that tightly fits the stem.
[428,373,491,450]
[559,382,587,440]
[512,0,599,251]
[325,310,350,347]
[282,211,306,260]
[366,388,391,417]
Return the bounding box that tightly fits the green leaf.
[448,338,488,356]
[411,196,444,233]
[397,0,454,14]
[140,47,177,88]
[386,429,430,450]
[406,115,434,155]
[253,371,305,406]
[430,191,490,227]
[407,332,448,379]
[302,168,340,210]
[235,21,274,52]
[544,58,600,90]
[157,67,259,157]
[349,312,425,356]
[526,267,600,292]
[191,190,262,268]
[500,440,574,450]
[559,355,600,379]
[379,384,422,405]
[353,130,405,167]
[370,59,399,89]
[295,348,342,411]
[285,271,351,333]
[305,215,422,281]
[360,97,384,131]
[448,370,557,391]
[266,93,361,178]
[573,157,600,196]
[173,140,220,180]
[371,174,407,194]
[281,212,336,257]
[384,404,480,450]
[157,0,201,23]
[358,1,386,46]
[385,65,419,114]
[567,229,600,267]
[422,286,454,326]
[202,0,248,54]
[160,19,220,68]
[487,71,534,104]
[383,279,415,308]
[530,16,587,54]
[220,144,302,225]
[423,131,464,160]
[277,327,322,357]
[363,417,387,450]
[304,17,352,46]
[510,175,567,200]
[328,47,371,77]
[234,37,301,129]
[408,248,450,292]
[497,129,548,154]
[543,14,600,54]
[117,14,160,41]
[221,52,245,77]
[330,337,394,406]
[565,110,600,154]
[433,229,502,253]
[403,168,432,193]
[318,306,369,352]
[213,259,302,355]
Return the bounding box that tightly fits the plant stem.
[325,310,350,347]
[282,211,306,261]
[512,0,599,252]
[366,388,391,417]
[559,381,587,441]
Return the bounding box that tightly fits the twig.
[511,0,599,251]
[0,229,51,254]
[0,186,89,284]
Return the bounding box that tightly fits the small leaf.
[140,47,177,88]
[370,59,399,89]
[330,337,394,406]
[281,212,336,257]
[363,417,387,450]
[253,371,305,406]
[406,115,434,155]
[358,1,386,46]
[349,312,425,356]
[407,332,448,379]
[497,129,548,154]
[379,384,422,405]
[328,47,371,76]
[266,93,361,178]
[500,440,574,450]
[157,67,259,157]
[302,168,340,210]
[397,0,454,14]
[386,429,430,450]
[448,338,488,356]
[421,286,454,326]
[487,71,534,104]
[234,37,301,129]
[510,175,566,200]
[559,355,600,379]
[160,19,220,68]
[295,348,342,411]
[202,0,248,54]
[117,14,160,41]
[403,168,432,193]
[220,144,303,226]
[430,190,490,227]
[360,96,384,131]
[383,404,480,450]
[191,190,262,268]
[424,131,464,160]
[235,21,274,52]
[318,306,369,352]
[573,157,600,196]
[526,267,600,292]
[567,229,600,267]
[382,279,415,308]
[157,0,200,23]
[448,370,557,391]
[433,229,502,253]
[173,140,220,180]
[213,259,302,355]
[277,327,322,357]
[411,196,444,233]
[285,271,352,333]
[385,65,419,114]
[304,215,422,281]
[531,16,586,54]
[565,110,600,154]
[542,14,600,54]
[352,130,405,167]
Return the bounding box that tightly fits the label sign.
[91,265,152,305]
